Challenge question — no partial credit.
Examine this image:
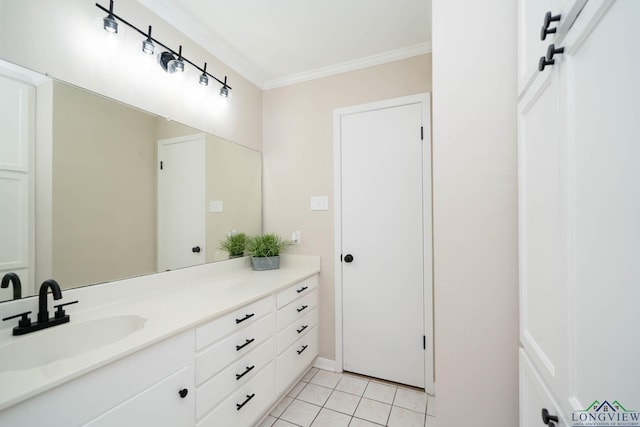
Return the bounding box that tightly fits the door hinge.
[420,126,424,141]
[423,335,426,350]
[160,161,163,170]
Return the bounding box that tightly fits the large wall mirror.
[0,59,262,303]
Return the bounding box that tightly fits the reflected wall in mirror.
[0,61,261,303]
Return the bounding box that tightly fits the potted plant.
[219,232,248,258]
[245,233,292,270]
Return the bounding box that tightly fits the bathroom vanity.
[0,255,320,426]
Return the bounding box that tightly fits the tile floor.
[258,368,436,427]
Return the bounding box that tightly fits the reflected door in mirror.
[157,134,206,271]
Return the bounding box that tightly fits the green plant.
[218,232,248,257]
[245,233,292,258]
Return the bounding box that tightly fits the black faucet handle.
[54,300,79,319]
[2,311,33,328]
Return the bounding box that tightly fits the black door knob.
[538,56,555,72]
[344,254,354,263]
[178,388,188,398]
[541,408,559,425]
[192,246,201,253]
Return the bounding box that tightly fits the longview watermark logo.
[572,400,640,427]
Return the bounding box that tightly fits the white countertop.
[0,255,320,411]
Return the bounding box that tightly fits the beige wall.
[0,0,262,151]
[52,81,157,288]
[432,0,519,425]
[263,54,432,360]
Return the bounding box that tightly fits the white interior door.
[157,134,205,271]
[0,73,34,298]
[339,95,432,389]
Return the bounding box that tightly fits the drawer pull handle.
[236,393,255,411]
[297,324,309,334]
[296,286,308,293]
[297,344,309,355]
[178,388,188,398]
[236,338,255,351]
[297,305,308,313]
[235,313,255,324]
[236,365,256,380]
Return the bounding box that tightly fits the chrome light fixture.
[220,76,229,98]
[142,25,154,55]
[159,46,184,74]
[96,1,232,95]
[102,0,118,33]
[199,63,209,86]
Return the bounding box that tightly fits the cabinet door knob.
[343,254,354,263]
[541,11,561,40]
[192,246,201,253]
[178,388,188,398]
[538,56,555,72]
[546,44,565,60]
[541,408,559,425]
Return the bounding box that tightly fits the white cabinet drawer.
[196,311,275,385]
[277,307,318,355]
[276,289,317,330]
[276,276,318,308]
[196,337,275,419]
[195,295,275,351]
[197,362,276,427]
[277,326,318,394]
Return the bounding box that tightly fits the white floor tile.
[324,390,361,416]
[297,383,334,406]
[426,414,437,427]
[280,399,322,427]
[288,381,306,398]
[426,396,436,417]
[348,417,384,426]
[271,396,293,417]
[394,387,428,414]
[363,381,397,404]
[310,370,343,389]
[387,406,425,427]
[257,415,278,427]
[272,420,299,427]
[311,408,352,427]
[336,375,369,396]
[302,367,320,382]
[353,397,391,425]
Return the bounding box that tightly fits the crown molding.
[263,42,432,90]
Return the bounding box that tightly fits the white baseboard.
[313,357,337,372]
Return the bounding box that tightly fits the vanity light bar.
[95,1,232,95]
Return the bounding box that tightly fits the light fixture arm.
[95,2,232,90]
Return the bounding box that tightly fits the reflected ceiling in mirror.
[0,60,261,303]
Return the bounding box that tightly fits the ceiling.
[136,0,431,89]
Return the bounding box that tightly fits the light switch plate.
[310,196,329,211]
[210,200,223,213]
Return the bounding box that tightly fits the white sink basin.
[0,315,146,372]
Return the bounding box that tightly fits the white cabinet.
[275,276,319,394]
[0,330,195,426]
[194,295,276,426]
[518,0,640,424]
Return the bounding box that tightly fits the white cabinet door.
[85,367,193,427]
[561,0,640,412]
[0,74,34,298]
[520,0,640,421]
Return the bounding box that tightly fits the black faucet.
[1,279,78,336]
[38,279,63,323]
[1,272,22,300]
